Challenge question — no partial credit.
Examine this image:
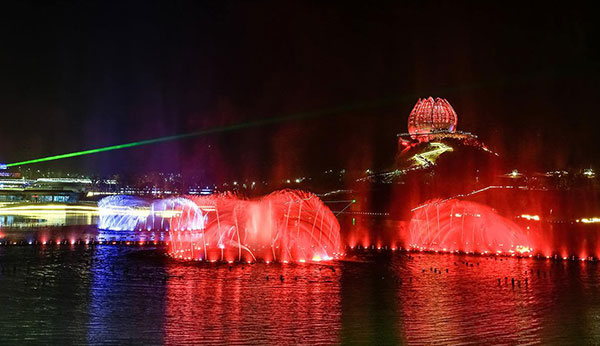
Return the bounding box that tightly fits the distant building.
[398,97,489,153]
[408,97,457,138]
[0,189,79,203]
[0,177,87,203]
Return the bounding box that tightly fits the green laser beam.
[7,65,597,168]
[6,97,405,167]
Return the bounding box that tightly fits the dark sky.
[0,1,598,180]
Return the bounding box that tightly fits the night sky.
[0,1,598,180]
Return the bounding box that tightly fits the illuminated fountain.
[98,190,341,263]
[170,189,341,263]
[408,199,533,255]
[152,197,206,231]
[98,195,152,231]
[97,195,199,232]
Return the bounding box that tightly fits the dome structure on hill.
[390,96,498,178]
[399,97,486,150]
[408,97,458,138]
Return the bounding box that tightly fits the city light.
[578,217,600,224]
[519,214,540,221]
[411,142,453,167]
[0,204,99,215]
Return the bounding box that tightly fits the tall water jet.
[409,199,533,254]
[170,189,342,263]
[98,195,151,231]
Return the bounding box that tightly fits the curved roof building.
[408,97,458,138]
[394,96,496,170]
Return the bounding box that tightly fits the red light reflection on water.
[164,263,341,345]
[397,254,546,344]
[160,251,600,344]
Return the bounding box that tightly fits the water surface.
[1,244,599,345]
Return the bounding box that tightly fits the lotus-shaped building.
[408,97,458,138]
[398,96,488,150]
